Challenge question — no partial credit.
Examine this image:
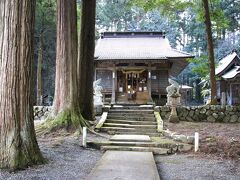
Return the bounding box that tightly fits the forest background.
[35,0,240,104]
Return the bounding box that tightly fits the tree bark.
[202,0,217,105]
[78,0,96,121]
[51,0,87,130]
[0,0,45,169]
[37,33,43,106]
[54,0,78,113]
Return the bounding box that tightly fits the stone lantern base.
[168,106,179,123]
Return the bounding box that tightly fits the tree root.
[87,128,109,138]
[35,108,89,137]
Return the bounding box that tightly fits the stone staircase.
[99,105,160,136]
[91,105,193,155]
[88,134,192,155]
[88,134,183,155]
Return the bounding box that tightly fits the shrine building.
[94,32,194,105]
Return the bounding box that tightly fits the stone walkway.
[87,105,189,180]
[86,134,161,180]
[86,151,160,180]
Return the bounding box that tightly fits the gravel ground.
[0,133,104,180]
[155,154,240,180]
[1,129,240,180]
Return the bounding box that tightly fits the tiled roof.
[94,33,193,60]
[215,52,239,75]
[222,66,240,79]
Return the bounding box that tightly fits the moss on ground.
[151,137,176,144]
[35,108,89,136]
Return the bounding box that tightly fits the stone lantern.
[93,79,103,115]
[166,79,181,123]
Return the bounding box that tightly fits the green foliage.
[34,0,56,100]
[222,0,240,32]
[76,1,81,32]
[129,0,193,18]
[96,0,143,32]
[194,0,229,34]
[34,0,240,103]
[96,1,185,47]
[188,55,209,78]
[35,0,56,34]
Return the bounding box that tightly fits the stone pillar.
[221,92,226,105]
[168,96,180,123]
[111,69,116,104]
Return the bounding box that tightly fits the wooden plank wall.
[151,70,168,94]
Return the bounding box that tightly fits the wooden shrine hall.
[216,50,240,105]
[94,32,194,105]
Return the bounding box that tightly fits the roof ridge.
[171,48,193,56]
[101,31,166,39]
[218,49,238,62]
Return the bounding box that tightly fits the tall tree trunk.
[51,0,87,131]
[222,29,226,40]
[202,0,217,105]
[37,33,43,106]
[78,0,96,120]
[0,0,45,169]
[195,78,202,102]
[232,31,235,44]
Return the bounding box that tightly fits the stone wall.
[34,105,104,119]
[34,106,52,120]
[156,105,240,123]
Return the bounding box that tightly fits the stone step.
[103,123,157,129]
[100,127,159,136]
[107,115,155,119]
[88,141,178,149]
[108,112,155,116]
[100,126,158,133]
[108,110,154,113]
[110,134,151,142]
[101,146,170,155]
[109,109,154,114]
[105,119,157,125]
[111,105,153,110]
[113,132,162,136]
[108,109,154,116]
[107,115,155,121]
[108,113,155,119]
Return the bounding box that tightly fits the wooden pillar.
[147,64,152,102]
[94,67,97,81]
[115,69,118,99]
[136,73,139,91]
[111,68,116,104]
[125,73,128,93]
